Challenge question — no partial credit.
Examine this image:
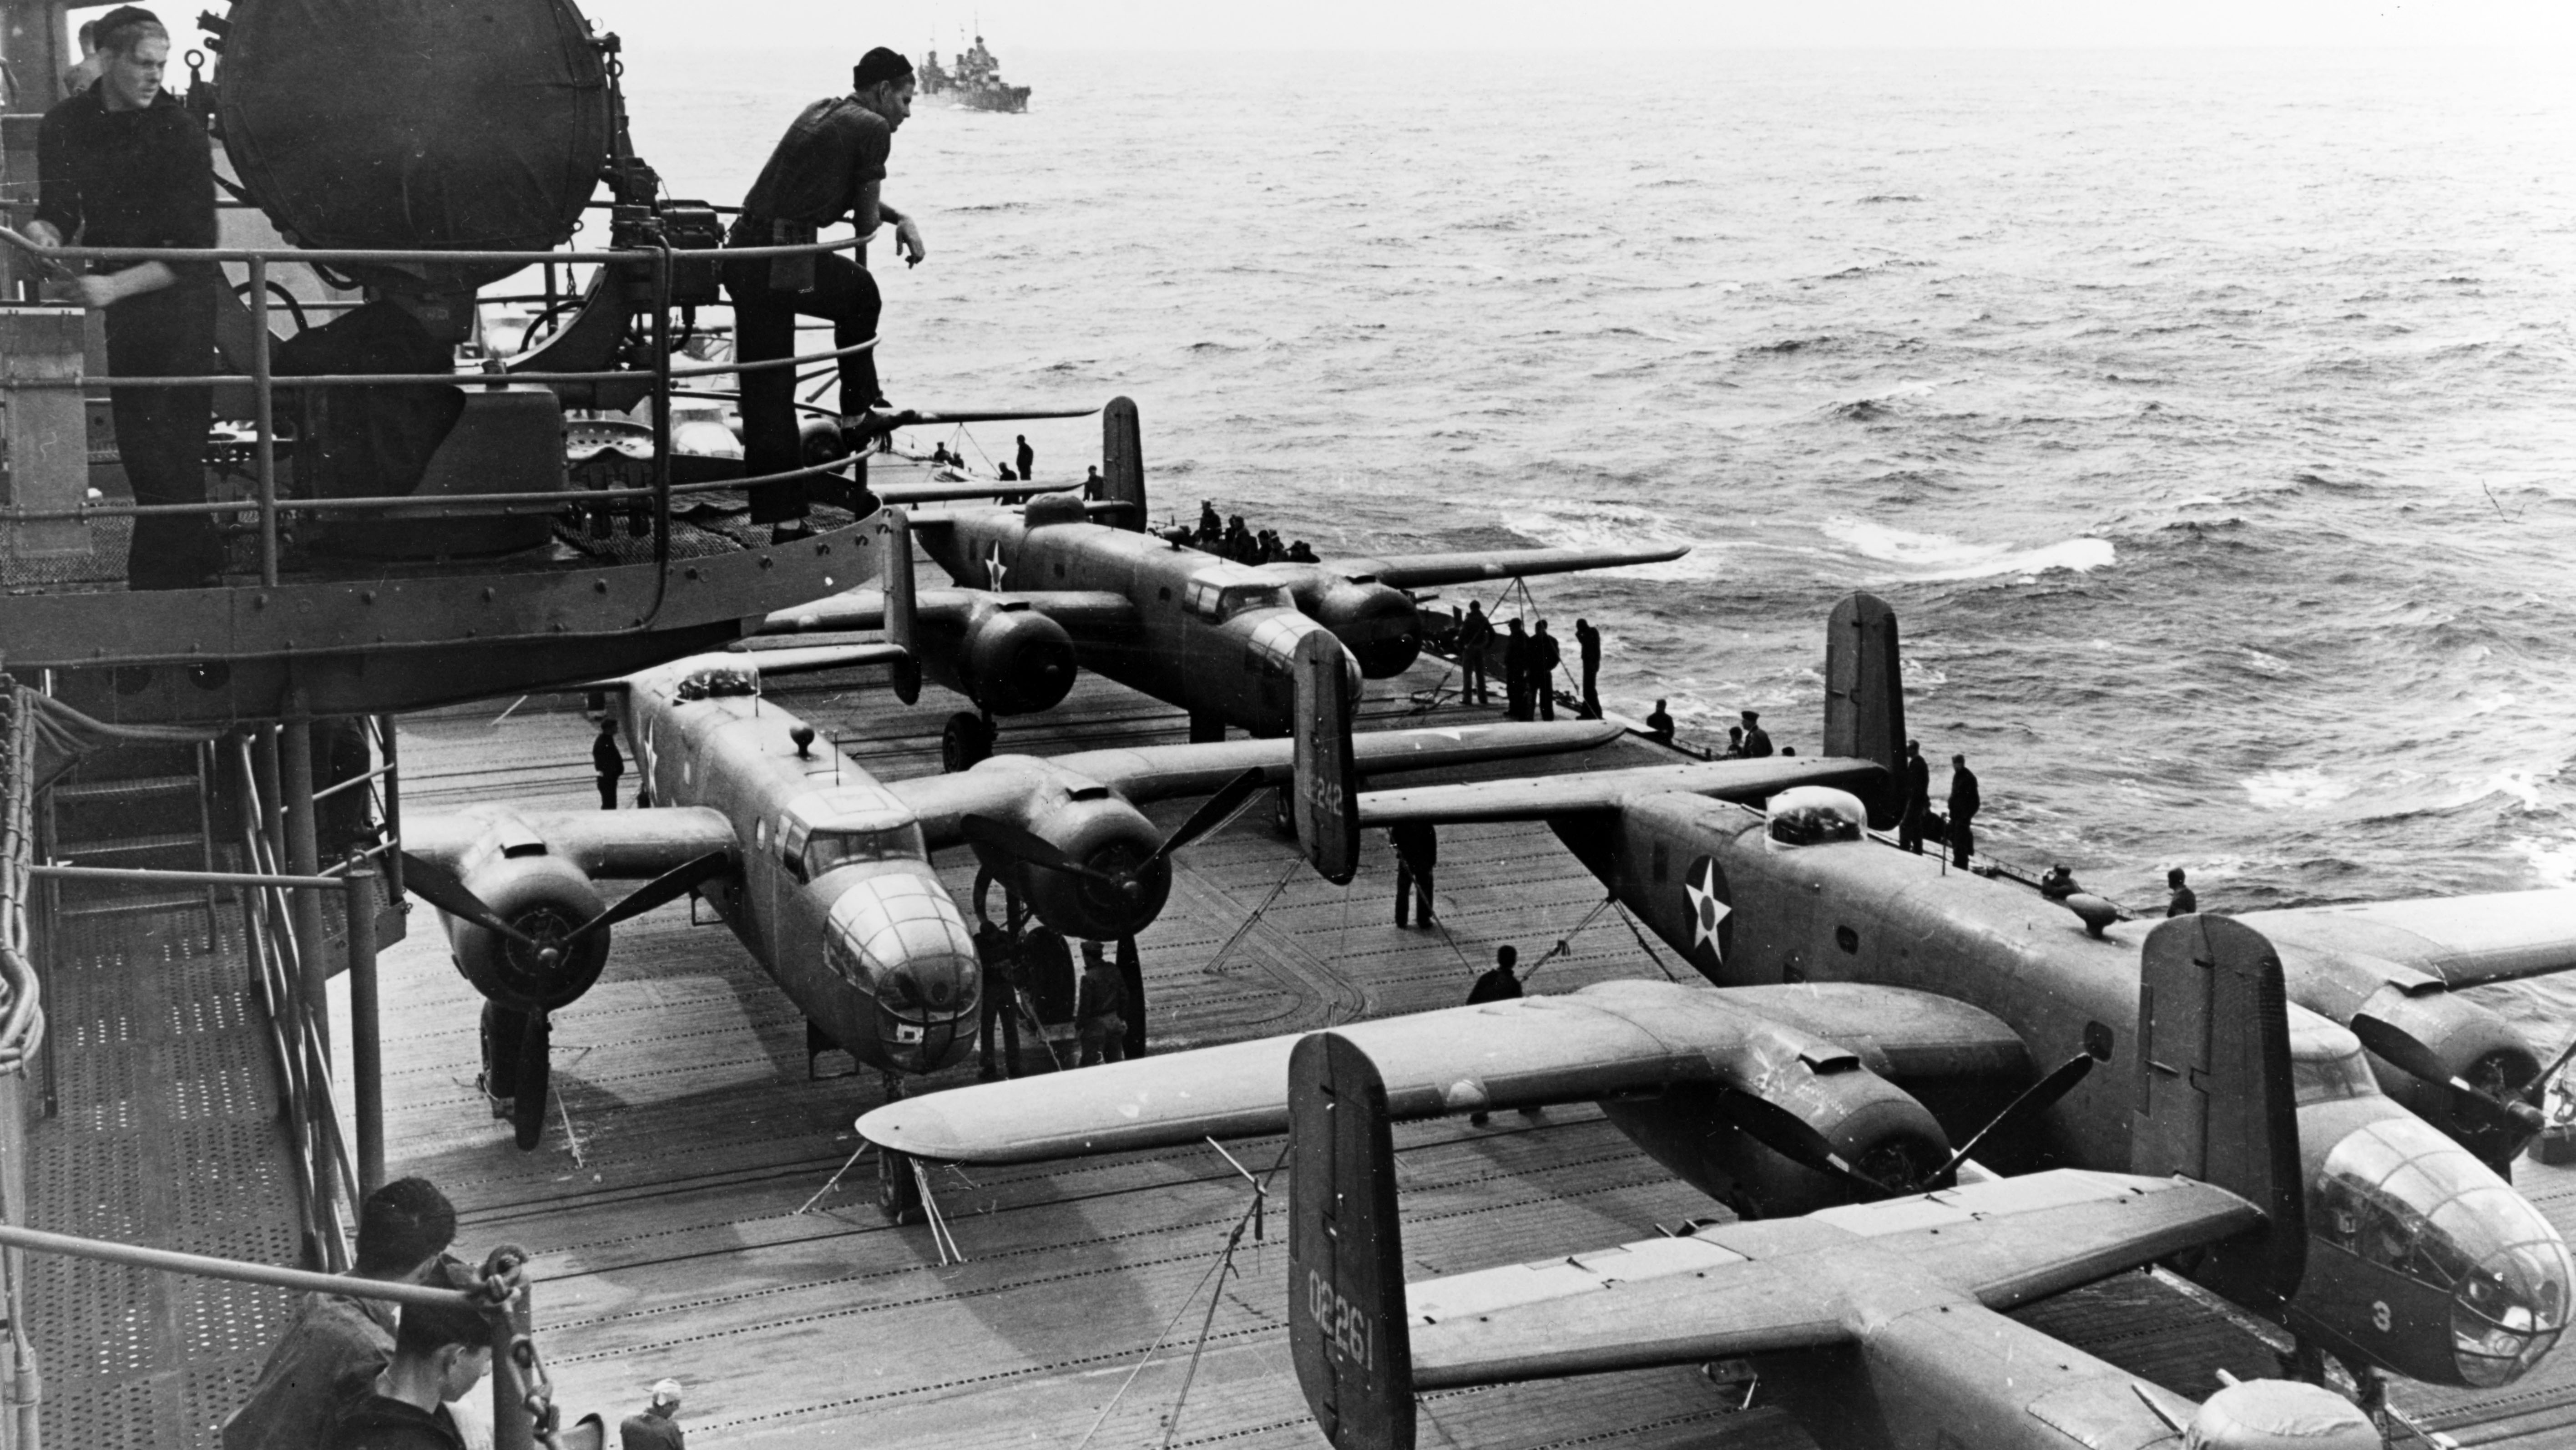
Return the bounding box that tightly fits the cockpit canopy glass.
[804,821,928,879]
[673,663,759,701]
[2292,1039,2382,1107]
[1185,574,1290,621]
[1766,787,1867,847]
[2312,1115,2573,1386]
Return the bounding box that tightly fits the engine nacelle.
[955,606,1077,715]
[1305,580,1420,679]
[2186,1381,2379,1450]
[1009,796,1170,942]
[2353,987,2540,1162]
[444,854,610,1013]
[1601,1062,1949,1219]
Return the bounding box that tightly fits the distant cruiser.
[919,35,1030,113]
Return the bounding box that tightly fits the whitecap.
[2511,836,2576,888]
[2243,768,2355,812]
[1819,516,2115,582]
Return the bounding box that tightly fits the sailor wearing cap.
[620,1379,686,1450]
[1738,710,1773,758]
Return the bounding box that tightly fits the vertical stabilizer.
[1289,1032,1416,1450]
[1822,592,1905,826]
[2132,913,2307,1311]
[1293,632,1360,884]
[1101,395,1146,531]
[876,507,923,705]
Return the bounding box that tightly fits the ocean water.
[623,46,2575,1024]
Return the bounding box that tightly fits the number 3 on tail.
[2373,1300,2392,1333]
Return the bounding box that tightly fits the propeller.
[399,850,735,965]
[1708,1087,1902,1199]
[2521,1036,2576,1111]
[1926,1052,2095,1187]
[960,768,1269,902]
[2349,1014,2548,1142]
[399,852,542,948]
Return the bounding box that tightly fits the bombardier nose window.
[2313,1116,2574,1387]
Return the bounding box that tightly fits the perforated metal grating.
[28,905,306,1450]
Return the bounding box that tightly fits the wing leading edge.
[1342,545,1689,588]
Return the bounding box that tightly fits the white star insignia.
[985,543,1010,590]
[1684,858,1729,961]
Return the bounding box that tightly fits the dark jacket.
[1576,624,1601,667]
[322,1392,467,1450]
[1530,631,1561,674]
[1466,967,1522,1004]
[621,1407,687,1450]
[1950,766,1981,822]
[1391,821,1437,871]
[1076,963,1126,1024]
[223,1293,396,1450]
[1902,753,1931,810]
[1740,725,1773,758]
[593,731,624,779]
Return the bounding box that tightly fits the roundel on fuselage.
[1682,855,1733,974]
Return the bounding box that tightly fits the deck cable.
[1520,892,1618,986]
[1611,900,1685,983]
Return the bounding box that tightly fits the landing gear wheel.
[511,1011,551,1151]
[1271,785,1298,838]
[942,712,994,772]
[877,1146,924,1223]
[480,1002,520,1108]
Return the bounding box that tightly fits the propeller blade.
[398,852,540,948]
[2348,1014,2458,1087]
[2351,1014,2548,1143]
[1710,1087,1892,1198]
[564,851,733,947]
[1147,768,1268,868]
[959,815,1127,889]
[1931,1052,2096,1186]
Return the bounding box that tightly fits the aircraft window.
[2293,1045,2380,1106]
[823,933,870,987]
[2084,1021,2114,1061]
[1766,789,1865,847]
[673,663,759,700]
[1221,583,1288,617]
[755,819,768,850]
[1834,925,1859,954]
[2315,1115,2573,1386]
[779,821,811,882]
[804,822,929,877]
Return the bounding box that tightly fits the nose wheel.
[479,1002,553,1151]
[875,1070,925,1222]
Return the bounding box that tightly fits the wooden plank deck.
[350,644,2576,1448]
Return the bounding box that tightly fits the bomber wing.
[752,587,1138,639]
[1402,1170,2257,1388]
[402,805,737,880]
[721,640,910,678]
[1339,545,1689,588]
[857,977,2023,1163]
[1358,755,1884,823]
[875,479,1077,506]
[2236,891,2576,989]
[1051,719,1623,806]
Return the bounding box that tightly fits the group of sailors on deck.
[1168,500,1319,563]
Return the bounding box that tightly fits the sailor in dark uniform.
[724,46,926,542]
[29,6,221,590]
[2166,868,2198,917]
[1391,820,1436,928]
[591,719,624,810]
[1738,710,1773,758]
[1897,738,1932,853]
[1948,754,1980,868]
[1467,945,1522,1004]
[1455,602,1493,704]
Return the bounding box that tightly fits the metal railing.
[0,227,878,593]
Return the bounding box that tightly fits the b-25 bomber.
[764,455,1684,766]
[400,629,1616,1150]
[864,593,2576,1395]
[1280,928,2389,1450]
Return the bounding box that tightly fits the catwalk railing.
[0,227,875,588]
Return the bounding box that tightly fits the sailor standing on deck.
[1455,602,1492,704]
[1896,739,1931,854]
[723,46,927,544]
[1574,618,1602,719]
[1948,754,1980,868]
[27,6,222,590]
[591,719,624,811]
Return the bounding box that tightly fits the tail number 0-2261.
[1305,1269,1372,1371]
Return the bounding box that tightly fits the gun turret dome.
[1764,786,1866,847]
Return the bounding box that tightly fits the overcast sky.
[606,1,2576,52]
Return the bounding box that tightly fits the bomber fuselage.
[922,508,1364,735]
[1561,791,2572,1387]
[617,658,980,1074]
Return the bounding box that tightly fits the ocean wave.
[1495,503,1708,580]
[1819,516,2116,582]
[2511,835,2576,888]
[2243,768,2356,812]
